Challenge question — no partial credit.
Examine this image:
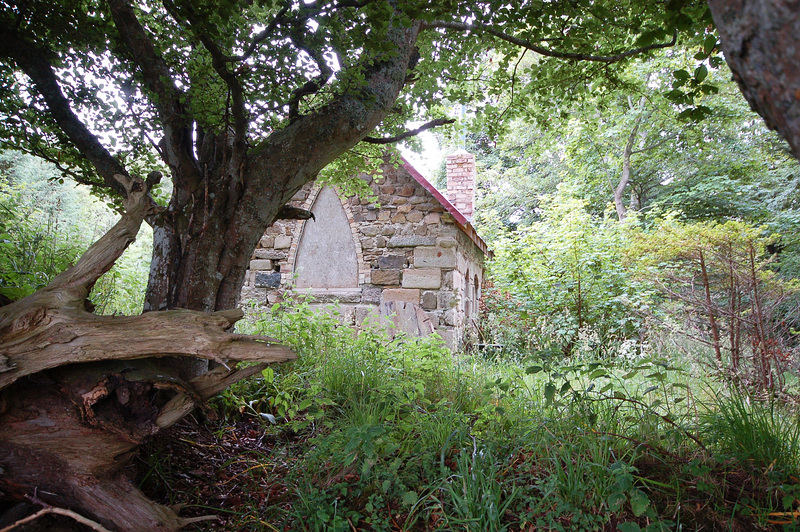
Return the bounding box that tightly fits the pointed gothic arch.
[293,186,359,289]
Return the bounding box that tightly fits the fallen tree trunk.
[0,174,295,530]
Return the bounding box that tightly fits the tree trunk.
[709,0,800,160]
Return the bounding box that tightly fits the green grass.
[140,303,800,531]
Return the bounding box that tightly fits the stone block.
[409,196,426,204]
[360,237,376,249]
[414,247,456,268]
[381,288,420,304]
[355,306,381,326]
[249,259,273,271]
[388,236,436,247]
[437,225,459,238]
[274,235,292,249]
[378,210,391,221]
[256,249,287,260]
[397,185,415,197]
[375,236,387,247]
[443,308,457,326]
[259,235,275,248]
[391,213,406,223]
[296,289,362,303]
[406,212,424,223]
[423,213,441,224]
[397,204,412,213]
[421,291,438,310]
[361,225,380,237]
[438,290,455,309]
[437,237,458,248]
[371,269,401,285]
[240,286,265,304]
[412,226,427,236]
[377,254,407,269]
[402,268,441,289]
[255,271,282,288]
[443,270,454,289]
[361,286,382,304]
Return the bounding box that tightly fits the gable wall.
[241,161,486,349]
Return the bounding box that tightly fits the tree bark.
[615,117,641,221]
[708,0,800,160]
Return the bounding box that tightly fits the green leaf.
[694,65,708,83]
[544,381,556,404]
[525,365,543,374]
[402,491,418,506]
[607,491,627,511]
[703,34,717,54]
[589,368,608,379]
[629,488,650,517]
[672,69,690,81]
[617,523,642,532]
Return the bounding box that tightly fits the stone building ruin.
[241,151,491,349]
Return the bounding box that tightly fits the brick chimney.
[445,151,476,220]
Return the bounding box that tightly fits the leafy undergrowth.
[137,305,800,531]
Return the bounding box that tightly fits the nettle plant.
[484,194,652,359]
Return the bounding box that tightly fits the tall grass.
[190,304,800,530]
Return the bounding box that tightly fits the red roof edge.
[401,157,493,259]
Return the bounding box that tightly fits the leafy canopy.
[0,0,712,195]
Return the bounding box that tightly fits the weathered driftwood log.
[0,174,295,531]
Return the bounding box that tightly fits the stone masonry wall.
[240,159,486,349]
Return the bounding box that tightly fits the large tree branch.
[0,307,295,390]
[362,118,455,144]
[107,0,198,177]
[425,20,677,63]
[286,31,334,123]
[161,0,248,167]
[0,29,128,194]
